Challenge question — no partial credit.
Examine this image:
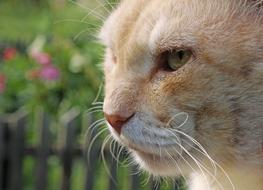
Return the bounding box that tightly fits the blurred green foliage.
[0,0,105,115]
[0,1,107,189]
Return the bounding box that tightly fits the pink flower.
[31,52,52,65]
[40,65,60,81]
[0,74,6,93]
[3,48,17,60]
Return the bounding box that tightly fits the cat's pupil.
[177,50,184,60]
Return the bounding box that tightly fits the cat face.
[100,0,263,177]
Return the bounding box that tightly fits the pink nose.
[104,113,133,134]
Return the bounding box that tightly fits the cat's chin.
[106,112,196,176]
[131,149,184,177]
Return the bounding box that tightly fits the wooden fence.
[0,109,183,190]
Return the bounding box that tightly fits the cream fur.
[101,1,263,190]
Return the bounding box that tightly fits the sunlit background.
[0,1,184,189]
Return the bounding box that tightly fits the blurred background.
[0,0,184,189]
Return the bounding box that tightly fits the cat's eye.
[159,49,193,71]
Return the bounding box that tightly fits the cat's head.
[100,0,263,177]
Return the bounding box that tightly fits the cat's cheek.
[103,60,115,74]
[103,50,116,73]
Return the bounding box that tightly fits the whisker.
[68,0,106,22]
[80,1,118,22]
[117,145,128,166]
[84,118,105,140]
[105,0,117,11]
[95,0,111,15]
[85,109,103,116]
[109,138,122,168]
[141,172,151,186]
[168,114,235,189]
[92,102,104,105]
[181,139,218,180]
[166,112,189,129]
[153,179,161,190]
[175,142,212,190]
[165,115,222,189]
[170,129,218,177]
[170,127,217,172]
[88,119,106,138]
[165,148,191,188]
[101,134,118,185]
[85,106,103,113]
[87,125,108,165]
[212,160,236,190]
[92,82,104,106]
[168,129,227,190]
[130,163,142,176]
[54,19,101,27]
[73,27,99,41]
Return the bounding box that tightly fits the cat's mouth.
[121,134,182,156]
[128,144,178,161]
[107,121,184,164]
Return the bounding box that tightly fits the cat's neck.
[189,166,263,190]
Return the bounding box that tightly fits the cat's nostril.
[104,113,134,134]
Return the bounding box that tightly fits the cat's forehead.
[100,0,262,55]
[99,0,151,47]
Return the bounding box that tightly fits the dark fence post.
[82,114,100,190]
[7,111,27,190]
[35,111,50,190]
[149,177,160,190]
[1,109,184,190]
[60,108,80,190]
[107,155,118,190]
[130,165,140,190]
[0,117,7,190]
[84,114,101,190]
[0,116,10,190]
[173,178,185,190]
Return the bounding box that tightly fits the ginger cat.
[100,0,263,189]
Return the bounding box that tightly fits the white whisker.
[73,27,98,41]
[92,82,104,106]
[101,134,118,185]
[80,1,118,22]
[85,109,103,116]
[88,119,106,137]
[68,0,106,21]
[176,141,212,190]
[54,19,101,27]
[165,147,191,188]
[85,106,103,113]
[166,112,189,129]
[87,126,108,164]
[168,128,230,190]
[95,0,111,15]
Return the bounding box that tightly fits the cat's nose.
[104,113,134,134]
